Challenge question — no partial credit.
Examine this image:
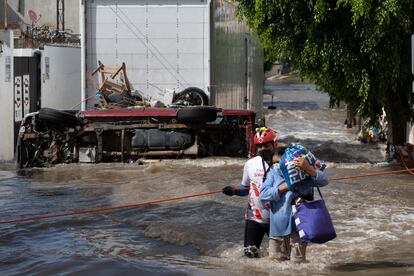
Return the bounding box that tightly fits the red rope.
[329,168,414,181]
[0,189,227,225]
[1,168,413,225]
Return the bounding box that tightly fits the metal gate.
[13,54,41,147]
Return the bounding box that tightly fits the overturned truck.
[16,107,256,168]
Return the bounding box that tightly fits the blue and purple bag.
[292,187,336,243]
[279,144,326,190]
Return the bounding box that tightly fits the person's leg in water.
[244,220,269,258]
[269,236,290,261]
[290,232,307,263]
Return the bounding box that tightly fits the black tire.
[16,143,26,169]
[16,140,35,168]
[39,107,80,127]
[177,106,218,123]
[173,87,209,106]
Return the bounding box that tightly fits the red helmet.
[254,127,278,148]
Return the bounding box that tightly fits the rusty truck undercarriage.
[16,107,256,168]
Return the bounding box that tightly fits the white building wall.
[0,31,15,161]
[41,45,81,110]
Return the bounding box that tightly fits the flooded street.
[1,81,414,275]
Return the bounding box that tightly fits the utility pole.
[4,0,8,29]
[57,0,64,31]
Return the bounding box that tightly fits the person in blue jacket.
[259,155,328,262]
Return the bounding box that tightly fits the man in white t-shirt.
[222,127,278,258]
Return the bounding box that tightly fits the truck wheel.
[173,87,209,106]
[17,143,26,169]
[177,106,217,123]
[39,108,80,126]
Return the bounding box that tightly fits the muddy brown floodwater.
[0,81,413,275]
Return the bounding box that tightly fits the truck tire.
[39,108,80,127]
[173,87,209,106]
[177,106,218,123]
[16,143,26,169]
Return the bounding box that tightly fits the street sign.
[14,76,22,122]
[23,75,30,116]
[5,56,11,82]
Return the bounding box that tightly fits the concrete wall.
[265,63,283,78]
[0,31,15,161]
[13,0,79,32]
[41,45,81,110]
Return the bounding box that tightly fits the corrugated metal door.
[246,33,264,116]
[210,0,263,113]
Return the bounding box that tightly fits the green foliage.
[237,0,414,125]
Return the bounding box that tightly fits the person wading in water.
[222,127,278,258]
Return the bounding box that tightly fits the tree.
[237,0,414,145]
